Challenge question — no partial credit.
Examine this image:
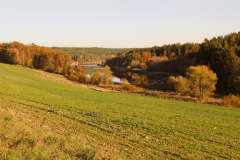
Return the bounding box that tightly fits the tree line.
[0,42,89,83]
[0,42,115,85]
[52,47,133,62]
[105,32,240,95]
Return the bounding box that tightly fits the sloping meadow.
[0,63,240,159]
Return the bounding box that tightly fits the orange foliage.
[142,51,151,63]
[222,94,240,108]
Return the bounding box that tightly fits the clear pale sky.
[0,0,240,48]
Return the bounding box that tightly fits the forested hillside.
[0,42,89,83]
[51,47,133,62]
[0,42,71,72]
[106,32,240,94]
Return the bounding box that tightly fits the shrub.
[27,59,34,68]
[90,70,102,84]
[122,79,138,91]
[222,94,240,108]
[76,71,89,83]
[167,76,189,96]
[122,84,138,91]
[121,78,129,84]
[54,67,63,74]
[100,65,113,85]
[67,66,75,75]
[69,74,79,81]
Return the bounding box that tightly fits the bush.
[122,84,138,91]
[27,59,34,68]
[222,94,240,108]
[75,71,89,83]
[167,76,189,96]
[100,65,113,85]
[54,67,63,74]
[69,74,79,81]
[90,70,102,84]
[89,66,114,85]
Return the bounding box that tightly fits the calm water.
[82,65,122,83]
[82,65,154,85]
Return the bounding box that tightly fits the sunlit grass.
[0,63,240,159]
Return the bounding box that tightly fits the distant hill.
[51,47,134,62]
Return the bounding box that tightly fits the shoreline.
[110,66,179,79]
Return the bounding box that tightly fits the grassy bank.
[0,63,240,159]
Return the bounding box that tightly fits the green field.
[0,63,240,159]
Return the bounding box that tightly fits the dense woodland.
[0,42,71,72]
[0,42,89,83]
[106,32,240,94]
[51,47,133,62]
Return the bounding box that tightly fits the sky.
[0,0,240,48]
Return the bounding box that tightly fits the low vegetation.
[167,76,189,96]
[222,94,240,108]
[0,107,96,160]
[0,63,240,159]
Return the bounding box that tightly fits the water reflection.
[113,71,148,85]
[83,65,148,84]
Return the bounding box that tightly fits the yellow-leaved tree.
[186,65,217,101]
[167,76,189,96]
[101,65,113,85]
[90,70,102,84]
[90,65,113,85]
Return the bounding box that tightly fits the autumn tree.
[167,76,189,96]
[186,65,218,101]
[169,52,176,60]
[101,65,113,85]
[90,70,102,84]
[54,53,66,73]
[163,50,167,57]
[8,48,20,64]
[33,53,48,69]
[75,65,88,82]
[132,52,141,61]
[142,51,151,63]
